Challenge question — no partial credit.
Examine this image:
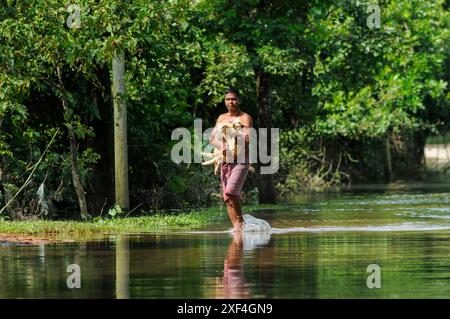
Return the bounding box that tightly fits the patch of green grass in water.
[0,206,228,237]
[0,203,293,238]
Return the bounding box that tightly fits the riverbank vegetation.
[0,203,288,236]
[0,206,225,236]
[1,0,448,220]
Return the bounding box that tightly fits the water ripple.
[270,223,450,234]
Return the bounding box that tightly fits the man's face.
[224,92,240,112]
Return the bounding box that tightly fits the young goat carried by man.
[202,120,254,175]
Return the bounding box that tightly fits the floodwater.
[1,185,450,298]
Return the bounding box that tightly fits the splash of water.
[241,214,271,233]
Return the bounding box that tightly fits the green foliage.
[0,206,229,236]
[0,0,448,219]
[196,37,254,107]
[108,204,124,218]
[309,0,449,138]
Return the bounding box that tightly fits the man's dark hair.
[225,87,240,98]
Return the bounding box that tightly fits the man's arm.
[241,114,253,144]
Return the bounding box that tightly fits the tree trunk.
[56,65,89,219]
[0,165,21,217]
[112,51,130,212]
[413,131,427,168]
[384,135,392,181]
[115,235,130,299]
[256,69,277,204]
[0,119,8,213]
[391,130,427,179]
[0,166,12,215]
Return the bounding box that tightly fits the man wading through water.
[209,87,252,232]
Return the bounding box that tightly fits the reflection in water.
[216,231,271,299]
[220,232,250,298]
[1,189,450,298]
[116,235,130,299]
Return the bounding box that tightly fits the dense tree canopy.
[0,0,448,219]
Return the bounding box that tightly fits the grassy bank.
[0,206,226,238]
[0,204,284,238]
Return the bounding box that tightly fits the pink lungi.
[221,163,249,202]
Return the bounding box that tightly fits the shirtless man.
[209,87,252,232]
